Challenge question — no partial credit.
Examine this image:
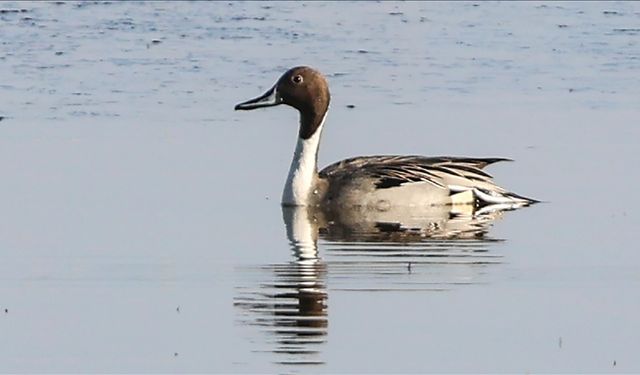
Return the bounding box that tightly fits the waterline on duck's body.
[281,113,327,206]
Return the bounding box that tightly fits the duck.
[235,66,536,211]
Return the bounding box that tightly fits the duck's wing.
[319,155,536,206]
[319,155,507,188]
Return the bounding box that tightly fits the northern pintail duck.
[235,66,536,210]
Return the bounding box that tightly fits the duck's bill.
[234,85,281,110]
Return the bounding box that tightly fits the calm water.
[1,1,639,372]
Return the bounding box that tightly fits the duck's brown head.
[235,66,331,139]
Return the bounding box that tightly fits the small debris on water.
[0,9,28,13]
[346,104,355,109]
[176,306,180,313]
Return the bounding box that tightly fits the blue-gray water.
[1,1,639,372]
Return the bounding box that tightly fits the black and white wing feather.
[320,155,535,206]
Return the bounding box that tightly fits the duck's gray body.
[315,155,528,209]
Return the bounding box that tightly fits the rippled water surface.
[1,1,639,373]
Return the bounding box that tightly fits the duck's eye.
[292,75,303,84]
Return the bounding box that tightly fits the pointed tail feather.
[473,188,538,208]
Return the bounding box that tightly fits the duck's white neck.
[281,113,326,206]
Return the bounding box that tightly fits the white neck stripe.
[281,112,327,206]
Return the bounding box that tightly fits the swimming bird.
[235,66,536,211]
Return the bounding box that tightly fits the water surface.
[0,1,639,373]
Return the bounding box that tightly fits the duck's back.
[318,155,531,209]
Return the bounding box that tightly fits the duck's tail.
[473,187,539,208]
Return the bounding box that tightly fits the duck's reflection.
[234,208,328,366]
[235,203,521,366]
